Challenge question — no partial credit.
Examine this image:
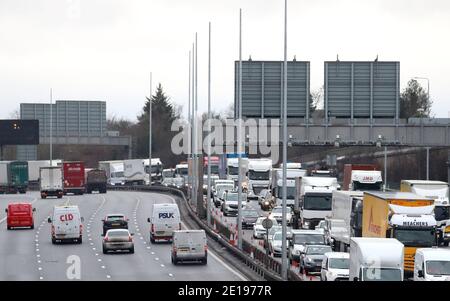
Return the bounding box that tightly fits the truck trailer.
[62,161,85,195]
[86,169,107,194]
[361,191,438,276]
[343,164,383,191]
[40,166,63,199]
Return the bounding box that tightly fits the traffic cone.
[229,232,235,245]
[213,220,218,233]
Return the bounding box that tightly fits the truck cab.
[295,176,339,230]
[343,164,383,191]
[247,159,272,200]
[143,158,163,184]
[271,168,307,208]
[175,163,188,188]
[400,180,450,246]
[226,158,248,186]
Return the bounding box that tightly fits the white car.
[269,206,293,225]
[269,231,290,257]
[321,252,350,281]
[253,217,277,239]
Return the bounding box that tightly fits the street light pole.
[50,88,53,166]
[281,0,288,281]
[237,8,243,250]
[149,72,152,185]
[207,21,212,227]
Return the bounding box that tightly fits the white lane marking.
[169,273,173,277]
[106,275,111,279]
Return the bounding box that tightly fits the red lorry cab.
[5,203,35,230]
[63,162,86,195]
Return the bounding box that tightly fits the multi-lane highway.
[0,191,247,281]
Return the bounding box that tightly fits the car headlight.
[304,221,310,227]
[264,201,269,205]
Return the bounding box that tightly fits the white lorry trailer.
[330,190,364,250]
[247,158,272,200]
[39,166,64,199]
[123,159,145,186]
[350,237,404,281]
[143,158,163,184]
[294,176,339,230]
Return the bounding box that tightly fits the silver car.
[102,229,135,254]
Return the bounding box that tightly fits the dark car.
[102,214,129,236]
[241,209,259,229]
[299,245,332,275]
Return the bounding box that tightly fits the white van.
[148,203,181,243]
[414,248,450,281]
[48,205,84,244]
[171,230,207,265]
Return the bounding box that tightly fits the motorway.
[210,199,320,281]
[0,191,247,281]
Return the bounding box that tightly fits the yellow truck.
[362,191,437,275]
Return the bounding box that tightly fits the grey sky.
[1,0,449,121]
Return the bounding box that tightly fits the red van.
[5,203,36,230]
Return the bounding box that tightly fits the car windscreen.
[329,258,349,269]
[107,230,129,237]
[294,234,325,245]
[107,216,125,222]
[306,246,332,255]
[426,260,450,276]
[276,186,296,199]
[228,166,238,175]
[163,170,175,177]
[249,170,269,180]
[242,210,258,217]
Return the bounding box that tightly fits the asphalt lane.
[0,191,246,281]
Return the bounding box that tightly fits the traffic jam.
[1,159,208,265]
[1,156,450,281]
[194,156,450,281]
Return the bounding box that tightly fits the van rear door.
[175,232,206,257]
[9,204,32,225]
[55,210,80,237]
[153,207,180,236]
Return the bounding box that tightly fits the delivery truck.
[400,180,450,246]
[350,237,404,281]
[343,164,383,191]
[247,158,272,200]
[9,161,29,194]
[361,191,438,276]
[271,168,307,208]
[62,161,85,195]
[40,166,63,199]
[86,169,107,194]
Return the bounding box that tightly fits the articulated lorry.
[362,191,438,276]
[124,159,146,186]
[99,160,125,186]
[247,158,272,200]
[62,161,86,195]
[293,176,340,230]
[143,158,163,184]
[86,169,107,193]
[343,164,383,191]
[271,168,307,208]
[9,161,29,194]
[400,180,450,246]
[40,166,63,199]
[330,190,364,251]
[350,237,404,281]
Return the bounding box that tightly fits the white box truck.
[350,237,404,281]
[124,159,145,185]
[0,161,10,194]
[294,176,339,230]
[40,166,64,199]
[247,158,272,200]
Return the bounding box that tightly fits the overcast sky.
[1,0,450,121]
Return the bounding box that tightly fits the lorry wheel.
[103,247,107,254]
[41,195,46,199]
[7,226,11,230]
[78,237,82,244]
[30,224,34,230]
[129,247,135,254]
[201,257,207,265]
[150,235,155,244]
[444,241,449,247]
[172,256,178,265]
[52,238,57,244]
[57,195,62,199]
